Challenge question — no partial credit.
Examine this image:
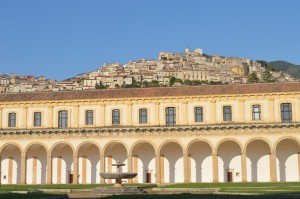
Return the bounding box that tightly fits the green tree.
[169,76,176,86]
[247,72,259,83]
[183,79,192,85]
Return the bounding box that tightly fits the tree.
[169,76,176,86]
[263,69,276,82]
[183,79,192,85]
[247,72,259,83]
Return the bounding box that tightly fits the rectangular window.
[112,109,120,125]
[281,103,292,123]
[58,110,68,128]
[223,106,232,121]
[139,109,148,124]
[166,107,176,126]
[252,105,261,120]
[8,113,16,127]
[85,110,93,125]
[194,107,203,122]
[34,112,41,127]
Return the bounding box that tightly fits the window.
[139,108,147,124]
[34,112,41,127]
[112,109,120,125]
[166,107,176,126]
[85,110,93,125]
[281,103,292,123]
[194,107,203,122]
[8,113,16,127]
[252,105,261,120]
[58,110,68,128]
[223,106,232,121]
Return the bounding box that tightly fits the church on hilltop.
[0,82,299,184]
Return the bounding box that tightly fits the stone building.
[0,82,299,185]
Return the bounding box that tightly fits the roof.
[0,82,300,102]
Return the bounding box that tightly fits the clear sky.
[1,0,300,81]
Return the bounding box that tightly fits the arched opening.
[131,142,156,183]
[51,143,74,184]
[217,140,242,182]
[246,140,270,182]
[104,142,127,184]
[160,141,183,183]
[77,143,100,184]
[25,144,47,184]
[187,140,213,182]
[276,139,299,181]
[0,144,22,184]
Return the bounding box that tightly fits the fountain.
[100,160,137,187]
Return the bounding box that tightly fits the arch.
[103,140,129,155]
[158,139,184,154]
[0,142,23,156]
[75,141,101,157]
[274,136,300,153]
[50,141,76,155]
[24,142,50,157]
[275,136,300,182]
[216,138,242,182]
[186,138,213,154]
[245,138,271,182]
[215,138,242,154]
[187,138,213,183]
[244,137,272,154]
[130,140,157,155]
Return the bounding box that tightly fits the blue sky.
[1,0,300,81]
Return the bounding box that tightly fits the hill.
[269,61,300,79]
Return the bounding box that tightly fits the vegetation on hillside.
[269,60,300,79]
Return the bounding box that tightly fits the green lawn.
[0,193,67,199]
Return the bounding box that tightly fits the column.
[0,156,1,184]
[8,157,13,184]
[57,156,62,184]
[47,155,52,184]
[155,154,161,184]
[107,156,112,183]
[81,156,87,184]
[133,155,138,183]
[183,153,189,183]
[212,153,218,183]
[32,157,37,184]
[269,152,277,182]
[0,108,2,129]
[100,155,105,184]
[241,152,247,182]
[73,155,78,184]
[188,155,192,183]
[160,155,164,183]
[127,154,133,183]
[21,155,26,184]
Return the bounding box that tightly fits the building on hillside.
[0,83,300,185]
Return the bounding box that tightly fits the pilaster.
[238,99,245,123]
[210,100,216,124]
[126,103,133,126]
[181,101,188,125]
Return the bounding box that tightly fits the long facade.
[0,83,300,184]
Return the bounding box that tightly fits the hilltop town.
[0,48,296,93]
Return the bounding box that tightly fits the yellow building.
[231,66,245,76]
[0,82,299,185]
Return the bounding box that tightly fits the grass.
[0,193,67,199]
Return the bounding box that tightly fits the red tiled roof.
[0,82,300,102]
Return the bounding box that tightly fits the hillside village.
[0,48,296,93]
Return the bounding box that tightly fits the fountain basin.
[100,172,137,179]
